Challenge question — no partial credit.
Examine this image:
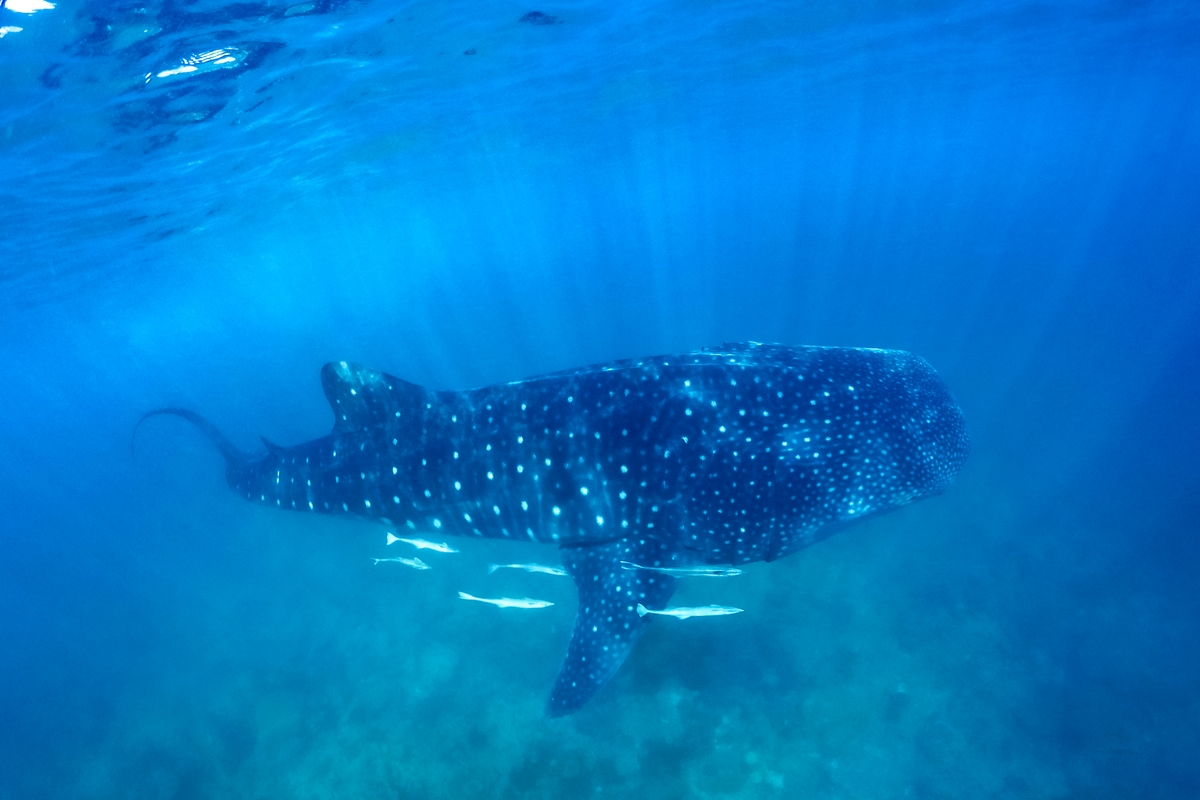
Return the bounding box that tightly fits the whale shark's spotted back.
[674,344,968,563]
[140,342,968,716]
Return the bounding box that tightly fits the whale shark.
[137,342,969,715]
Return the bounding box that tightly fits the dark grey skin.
[138,342,969,715]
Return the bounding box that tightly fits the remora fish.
[386,533,458,553]
[636,603,744,619]
[620,561,743,577]
[136,342,968,716]
[488,563,569,576]
[371,556,430,570]
[457,592,554,609]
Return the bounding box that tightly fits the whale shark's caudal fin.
[547,538,680,717]
[132,407,249,466]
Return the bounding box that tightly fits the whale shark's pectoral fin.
[546,539,679,717]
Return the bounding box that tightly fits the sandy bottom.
[18,463,1195,800]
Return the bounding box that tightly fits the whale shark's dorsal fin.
[320,361,432,435]
[547,538,680,716]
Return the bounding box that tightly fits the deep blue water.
[2,0,1199,797]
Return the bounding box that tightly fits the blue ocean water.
[2,0,1199,796]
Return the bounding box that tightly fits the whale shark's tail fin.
[132,407,250,466]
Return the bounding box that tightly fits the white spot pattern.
[220,344,968,713]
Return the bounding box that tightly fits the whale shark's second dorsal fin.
[320,361,433,435]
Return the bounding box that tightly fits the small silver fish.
[457,592,554,609]
[487,563,569,577]
[371,556,430,570]
[620,561,744,578]
[636,603,744,619]
[387,533,459,553]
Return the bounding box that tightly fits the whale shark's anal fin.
[547,538,679,717]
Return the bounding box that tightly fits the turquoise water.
[2,1,1199,797]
